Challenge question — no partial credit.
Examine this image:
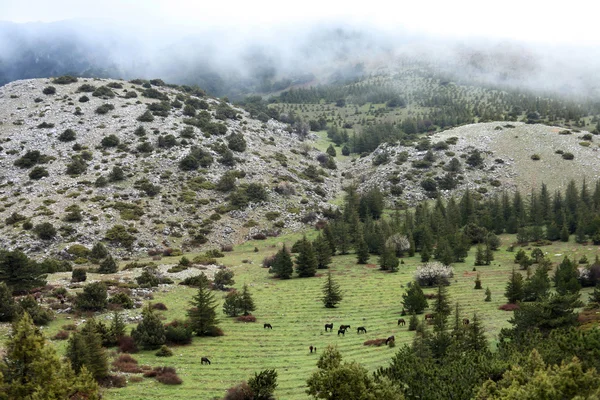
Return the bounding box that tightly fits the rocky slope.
[347,122,600,204]
[0,78,341,258]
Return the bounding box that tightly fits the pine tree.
[0,249,47,293]
[433,282,451,319]
[355,224,370,264]
[408,312,419,331]
[322,271,343,308]
[560,224,570,242]
[554,256,581,295]
[0,282,17,322]
[322,224,337,255]
[295,236,317,277]
[108,311,126,345]
[484,287,492,302]
[131,306,166,350]
[505,269,524,304]
[187,280,220,336]
[313,233,332,269]
[474,244,485,266]
[466,313,487,353]
[97,254,118,274]
[402,281,429,314]
[326,144,336,157]
[484,242,494,265]
[240,284,256,316]
[474,273,482,289]
[2,313,100,399]
[89,242,108,261]
[271,245,294,279]
[223,290,243,317]
[420,244,431,262]
[66,319,109,380]
[379,245,399,272]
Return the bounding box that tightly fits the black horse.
[337,328,346,336]
[463,318,470,325]
[357,327,367,334]
[264,323,272,329]
[397,318,406,326]
[325,323,334,332]
[339,324,351,331]
[385,336,395,345]
[201,357,211,365]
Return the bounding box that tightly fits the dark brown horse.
[339,324,351,331]
[397,318,406,326]
[309,345,313,353]
[325,323,334,332]
[357,327,367,334]
[463,318,470,325]
[264,323,272,329]
[425,314,434,321]
[201,357,211,365]
[385,336,395,345]
[337,328,346,336]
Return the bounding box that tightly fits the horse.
[324,323,334,332]
[339,324,351,331]
[337,328,346,336]
[463,318,470,325]
[201,357,211,365]
[425,314,434,321]
[397,318,406,326]
[357,327,367,334]
[264,323,272,329]
[385,336,395,345]
[309,345,313,353]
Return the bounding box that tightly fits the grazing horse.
[357,327,367,334]
[425,314,434,321]
[385,336,395,345]
[325,323,334,332]
[337,328,346,336]
[463,318,470,325]
[264,323,272,329]
[339,324,351,331]
[201,357,211,365]
[309,345,313,353]
[397,318,406,326]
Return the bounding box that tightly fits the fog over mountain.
[1,18,599,99]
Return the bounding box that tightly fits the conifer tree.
[313,233,332,269]
[89,242,109,261]
[223,290,243,317]
[484,287,492,302]
[0,282,16,322]
[484,242,494,265]
[466,313,487,353]
[474,244,485,266]
[131,305,166,350]
[240,284,256,316]
[408,312,419,331]
[326,144,336,157]
[0,249,47,293]
[295,236,317,277]
[553,256,581,295]
[322,224,337,255]
[97,254,118,274]
[379,245,399,272]
[108,311,126,345]
[66,319,109,380]
[505,269,524,304]
[355,224,370,264]
[322,271,343,308]
[402,281,428,314]
[2,313,100,399]
[474,273,482,290]
[187,280,220,336]
[271,245,293,279]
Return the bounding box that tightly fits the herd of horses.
[200,317,472,365]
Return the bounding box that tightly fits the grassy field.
[2,232,596,399]
[97,234,595,399]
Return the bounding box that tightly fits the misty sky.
[3,0,600,45]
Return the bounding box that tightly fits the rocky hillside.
[348,122,600,204]
[0,78,341,258]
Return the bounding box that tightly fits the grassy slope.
[93,234,595,400]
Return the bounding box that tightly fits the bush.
[165,320,193,345]
[95,103,115,114]
[499,303,520,311]
[155,345,173,357]
[180,274,210,287]
[137,110,155,122]
[28,166,49,180]
[75,282,107,311]
[118,335,138,353]
[92,86,115,98]
[155,372,182,385]
[236,315,256,322]
[531,154,541,160]
[101,134,120,148]
[43,86,56,95]
[34,222,57,240]
[109,292,134,309]
[562,152,575,160]
[53,75,78,84]
[152,303,168,311]
[53,330,70,340]
[112,354,142,373]
[59,129,76,142]
[72,268,87,282]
